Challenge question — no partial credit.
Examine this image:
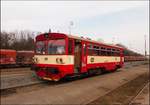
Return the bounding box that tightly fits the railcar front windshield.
[36,41,46,54]
[48,39,65,54]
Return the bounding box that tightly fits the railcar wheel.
[112,65,120,72]
[96,68,102,75]
[112,68,117,72]
[100,68,107,73]
[88,69,94,76]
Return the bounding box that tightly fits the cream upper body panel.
[87,56,121,64]
[33,55,74,65]
[33,55,123,65]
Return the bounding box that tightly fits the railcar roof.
[67,34,123,49]
[37,33,124,49]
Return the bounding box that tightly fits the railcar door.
[74,40,82,73]
[81,41,87,73]
[120,49,124,64]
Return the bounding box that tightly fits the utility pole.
[69,21,73,35]
[49,28,51,33]
[144,35,147,57]
[112,37,115,44]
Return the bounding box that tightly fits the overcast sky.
[1,1,149,55]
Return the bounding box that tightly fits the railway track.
[0,61,149,90]
[1,68,32,76]
[0,65,30,69]
[0,72,45,90]
[129,82,149,105]
[0,67,31,72]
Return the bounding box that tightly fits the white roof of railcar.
[66,34,124,49]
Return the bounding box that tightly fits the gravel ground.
[1,64,149,104]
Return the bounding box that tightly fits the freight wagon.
[0,49,34,68]
[16,51,34,66]
[0,49,16,67]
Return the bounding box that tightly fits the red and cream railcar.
[32,33,124,81]
[0,49,17,67]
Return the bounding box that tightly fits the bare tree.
[0,32,12,49]
[1,30,35,50]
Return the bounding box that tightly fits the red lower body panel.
[34,61,123,81]
[87,62,123,71]
[34,64,74,81]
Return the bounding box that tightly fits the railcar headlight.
[32,57,35,63]
[59,58,64,64]
[56,58,59,63]
[56,58,64,64]
[33,57,38,63]
[36,58,39,63]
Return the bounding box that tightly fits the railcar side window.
[98,47,101,55]
[36,41,46,54]
[88,44,93,55]
[101,47,107,56]
[116,50,120,56]
[107,48,111,56]
[111,49,115,56]
[93,46,98,56]
[87,44,120,56]
[68,39,73,55]
[95,46,99,55]
[113,49,120,56]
